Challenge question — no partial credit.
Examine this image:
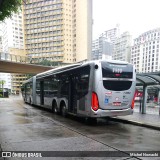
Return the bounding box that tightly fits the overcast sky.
[92,0,160,40]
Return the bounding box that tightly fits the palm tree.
[0,80,6,98]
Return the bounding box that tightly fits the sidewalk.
[111,103,160,131]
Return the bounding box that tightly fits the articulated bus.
[21,60,136,120]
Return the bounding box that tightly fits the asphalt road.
[0,96,160,160]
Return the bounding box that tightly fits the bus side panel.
[89,61,103,117]
[76,63,94,117]
[24,81,32,103]
[36,80,41,106]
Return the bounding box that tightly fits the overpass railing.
[0,52,30,63]
[0,52,61,66]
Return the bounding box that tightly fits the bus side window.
[36,81,40,95]
[26,83,32,95]
[59,74,69,96]
[77,73,89,98]
[21,86,24,92]
[60,82,69,96]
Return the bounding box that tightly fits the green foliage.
[0,80,6,98]
[26,74,35,79]
[38,59,60,66]
[0,80,6,87]
[38,59,53,66]
[0,94,2,98]
[0,0,22,21]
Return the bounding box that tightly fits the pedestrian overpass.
[0,52,53,74]
[0,60,53,74]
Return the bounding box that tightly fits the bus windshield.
[101,61,133,79]
[101,61,133,91]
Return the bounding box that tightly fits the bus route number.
[112,68,122,73]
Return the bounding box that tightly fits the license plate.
[113,102,121,106]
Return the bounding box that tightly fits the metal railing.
[0,52,62,66]
[0,52,30,63]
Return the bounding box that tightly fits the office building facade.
[0,31,2,52]
[112,32,132,62]
[131,28,160,73]
[23,0,92,63]
[1,13,24,52]
[9,48,28,94]
[92,26,119,60]
[92,39,99,60]
[0,12,25,92]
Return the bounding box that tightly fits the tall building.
[0,12,25,92]
[92,26,119,60]
[99,26,119,45]
[0,29,2,52]
[131,28,160,73]
[1,13,24,52]
[23,0,92,63]
[92,39,99,60]
[92,37,113,60]
[112,32,132,62]
[0,27,11,90]
[9,48,28,94]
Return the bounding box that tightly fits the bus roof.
[36,59,130,78]
[36,63,82,77]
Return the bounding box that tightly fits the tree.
[38,59,61,66]
[0,0,22,21]
[38,59,53,66]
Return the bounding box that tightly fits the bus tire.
[29,98,32,105]
[52,101,58,114]
[61,103,67,117]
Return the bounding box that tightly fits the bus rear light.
[92,92,99,111]
[131,91,137,109]
[115,74,121,77]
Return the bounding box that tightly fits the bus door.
[40,81,44,105]
[68,76,77,114]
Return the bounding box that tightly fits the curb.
[109,117,160,131]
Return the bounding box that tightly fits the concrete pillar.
[139,97,142,113]
[157,89,160,115]
[157,89,160,105]
[142,85,147,114]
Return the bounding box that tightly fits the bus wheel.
[29,98,32,105]
[52,102,58,114]
[61,104,67,117]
